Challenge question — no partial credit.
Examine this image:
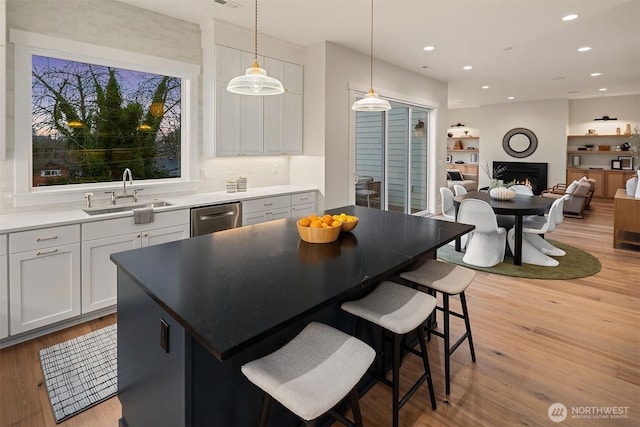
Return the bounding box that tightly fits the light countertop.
[0,185,317,234]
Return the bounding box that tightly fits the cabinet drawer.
[291,192,315,206]
[291,203,315,217]
[10,224,80,253]
[0,234,6,256]
[242,195,291,214]
[82,209,189,241]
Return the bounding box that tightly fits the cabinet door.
[142,224,190,247]
[606,171,626,198]
[283,93,303,155]
[0,235,6,339]
[216,45,242,82]
[268,206,291,221]
[10,243,80,334]
[285,63,303,94]
[243,211,268,226]
[216,80,241,156]
[263,91,285,155]
[566,168,585,183]
[588,170,605,197]
[82,234,139,314]
[291,203,315,217]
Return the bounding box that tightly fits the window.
[31,55,182,187]
[10,30,199,206]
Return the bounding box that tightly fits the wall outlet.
[200,167,208,179]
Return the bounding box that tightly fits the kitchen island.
[111,206,473,426]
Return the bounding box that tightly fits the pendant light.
[352,0,391,111]
[226,0,284,95]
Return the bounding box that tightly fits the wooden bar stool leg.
[258,393,272,427]
[460,292,476,362]
[443,294,452,395]
[392,333,401,427]
[418,326,437,410]
[349,387,364,427]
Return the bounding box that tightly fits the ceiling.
[117,0,640,109]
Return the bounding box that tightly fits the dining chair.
[521,197,566,257]
[453,184,468,196]
[439,187,455,220]
[510,184,534,196]
[457,199,506,267]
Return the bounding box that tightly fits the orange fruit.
[310,220,322,228]
[331,220,341,227]
[321,222,329,228]
[299,217,311,227]
[321,214,333,224]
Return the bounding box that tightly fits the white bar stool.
[341,281,438,427]
[400,259,477,395]
[241,322,375,426]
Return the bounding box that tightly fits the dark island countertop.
[111,205,473,361]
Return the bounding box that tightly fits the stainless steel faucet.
[123,168,133,197]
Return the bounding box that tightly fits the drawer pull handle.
[299,197,308,201]
[264,203,273,206]
[36,249,58,256]
[36,236,58,242]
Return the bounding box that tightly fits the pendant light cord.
[254,0,259,65]
[369,0,374,91]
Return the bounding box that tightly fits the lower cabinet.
[0,235,7,340]
[9,225,81,335]
[290,192,316,217]
[566,168,634,198]
[81,210,189,314]
[242,195,291,226]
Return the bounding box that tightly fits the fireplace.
[493,161,548,195]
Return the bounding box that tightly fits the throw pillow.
[447,170,464,181]
[565,180,579,196]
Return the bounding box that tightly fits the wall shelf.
[447,149,478,153]
[567,134,630,139]
[568,150,629,154]
[447,136,479,140]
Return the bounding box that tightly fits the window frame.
[10,29,200,207]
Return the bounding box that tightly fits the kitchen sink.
[83,201,172,216]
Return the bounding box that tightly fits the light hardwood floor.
[1,199,638,426]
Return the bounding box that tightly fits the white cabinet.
[9,225,81,335]
[290,191,316,217]
[81,210,189,314]
[0,235,7,340]
[242,195,291,226]
[216,45,303,157]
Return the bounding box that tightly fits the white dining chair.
[521,197,566,257]
[510,185,534,196]
[457,199,506,267]
[453,184,468,196]
[440,187,455,220]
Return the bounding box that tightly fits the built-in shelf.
[447,136,479,140]
[567,134,630,139]
[568,150,630,154]
[447,149,478,153]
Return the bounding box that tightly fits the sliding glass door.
[354,101,430,214]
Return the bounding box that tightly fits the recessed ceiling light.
[562,14,579,21]
[507,96,515,100]
[590,72,602,77]
[599,88,608,92]
[463,65,473,70]
[578,46,592,52]
[481,85,489,89]
[423,46,435,51]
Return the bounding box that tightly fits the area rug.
[437,239,601,279]
[39,324,117,423]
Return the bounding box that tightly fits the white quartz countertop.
[0,185,318,234]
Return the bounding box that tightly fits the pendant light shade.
[352,0,390,111]
[226,0,284,96]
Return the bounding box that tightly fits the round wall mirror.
[502,128,538,158]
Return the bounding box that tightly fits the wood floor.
[1,199,638,426]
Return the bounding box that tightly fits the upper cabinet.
[215,45,303,157]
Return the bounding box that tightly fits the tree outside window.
[31,55,182,187]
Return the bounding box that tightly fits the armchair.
[541,178,595,218]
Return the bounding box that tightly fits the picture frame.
[611,159,622,170]
[618,156,634,170]
[446,154,453,163]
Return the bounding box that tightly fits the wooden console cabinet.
[566,168,636,198]
[613,189,640,248]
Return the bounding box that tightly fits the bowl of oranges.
[297,214,342,243]
[336,213,359,232]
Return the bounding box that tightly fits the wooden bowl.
[297,221,341,243]
[340,217,359,232]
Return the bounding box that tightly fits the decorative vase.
[624,123,632,136]
[490,187,516,200]
[635,170,640,198]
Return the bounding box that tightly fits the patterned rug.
[39,324,117,423]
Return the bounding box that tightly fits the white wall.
[569,94,639,135]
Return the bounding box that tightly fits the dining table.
[453,191,553,266]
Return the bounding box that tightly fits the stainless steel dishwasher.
[190,202,242,236]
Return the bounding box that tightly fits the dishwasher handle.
[198,211,236,221]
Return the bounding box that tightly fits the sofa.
[446,169,478,192]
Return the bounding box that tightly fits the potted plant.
[584,143,595,151]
